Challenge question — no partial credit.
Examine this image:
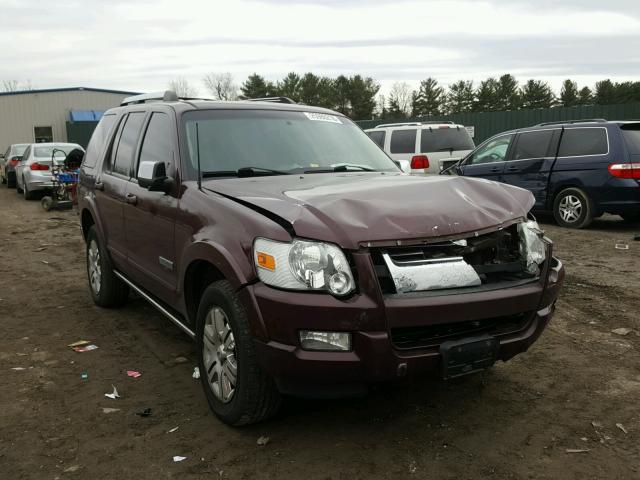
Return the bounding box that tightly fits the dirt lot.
[1,185,639,480]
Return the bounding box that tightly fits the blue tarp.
[69,110,105,121]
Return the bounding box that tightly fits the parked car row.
[0,142,84,200]
[366,118,640,229]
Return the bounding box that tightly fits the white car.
[365,122,475,174]
[15,142,84,200]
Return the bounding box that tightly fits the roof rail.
[374,121,455,129]
[121,90,179,106]
[243,96,297,104]
[536,118,608,127]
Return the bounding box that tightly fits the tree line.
[173,73,640,121]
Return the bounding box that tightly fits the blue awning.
[69,110,105,121]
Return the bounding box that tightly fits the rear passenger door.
[124,111,179,301]
[96,111,146,270]
[501,129,558,209]
[459,133,514,182]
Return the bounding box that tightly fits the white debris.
[104,385,120,400]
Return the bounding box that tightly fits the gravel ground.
[1,185,639,480]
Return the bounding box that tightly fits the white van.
[365,122,475,174]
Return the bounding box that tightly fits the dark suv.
[78,91,564,425]
[453,119,640,228]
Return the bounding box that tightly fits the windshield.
[421,127,475,152]
[34,145,77,159]
[621,124,640,154]
[182,110,399,176]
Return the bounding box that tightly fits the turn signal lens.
[410,155,429,169]
[256,251,276,271]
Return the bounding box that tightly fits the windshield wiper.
[304,164,376,174]
[201,167,291,179]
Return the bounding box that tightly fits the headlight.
[518,220,546,274]
[253,238,355,296]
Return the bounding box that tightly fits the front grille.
[371,224,535,294]
[390,312,531,350]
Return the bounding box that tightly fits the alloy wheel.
[202,306,237,403]
[558,194,582,223]
[88,240,102,294]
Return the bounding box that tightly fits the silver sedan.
[16,143,84,200]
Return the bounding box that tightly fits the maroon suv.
[78,92,564,425]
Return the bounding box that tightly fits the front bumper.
[243,255,564,398]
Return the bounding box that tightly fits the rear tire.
[16,180,23,194]
[23,182,36,200]
[553,188,593,229]
[41,196,53,211]
[196,280,281,426]
[86,226,129,307]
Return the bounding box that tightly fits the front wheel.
[196,280,281,426]
[553,188,593,229]
[86,226,129,307]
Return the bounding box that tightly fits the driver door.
[459,133,514,182]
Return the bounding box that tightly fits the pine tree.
[412,77,444,116]
[446,80,475,114]
[595,79,616,104]
[495,74,521,111]
[348,75,380,120]
[276,72,302,102]
[559,79,579,107]
[240,74,274,98]
[577,86,593,105]
[474,78,499,112]
[520,79,555,109]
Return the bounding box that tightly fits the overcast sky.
[2,0,639,96]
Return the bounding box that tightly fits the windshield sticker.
[304,112,342,124]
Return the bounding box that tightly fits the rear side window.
[112,112,145,176]
[512,130,554,160]
[83,114,116,168]
[390,129,416,154]
[558,128,608,157]
[367,130,386,149]
[137,113,172,176]
[421,128,474,152]
[620,124,640,154]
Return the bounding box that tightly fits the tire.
[86,226,129,307]
[196,280,281,426]
[16,179,23,194]
[553,187,593,229]
[41,196,53,211]
[23,181,36,200]
[620,212,640,222]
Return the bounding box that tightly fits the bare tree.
[388,82,413,116]
[167,77,198,97]
[203,72,238,101]
[2,80,20,92]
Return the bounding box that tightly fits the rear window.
[112,112,146,176]
[558,128,608,157]
[512,130,554,160]
[12,145,28,156]
[390,129,416,154]
[620,124,640,154]
[34,146,75,158]
[420,127,474,152]
[367,130,386,149]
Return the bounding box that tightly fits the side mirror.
[138,160,174,193]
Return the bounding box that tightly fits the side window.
[137,113,172,177]
[558,128,608,157]
[83,114,116,168]
[512,130,554,160]
[367,131,386,149]
[112,112,146,177]
[22,146,31,161]
[468,134,513,165]
[390,129,417,154]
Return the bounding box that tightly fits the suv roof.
[367,121,463,130]
[108,90,340,116]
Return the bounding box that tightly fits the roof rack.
[242,96,297,104]
[536,118,608,127]
[120,90,215,106]
[374,121,454,129]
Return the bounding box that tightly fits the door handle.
[490,167,501,172]
[95,181,104,191]
[125,193,137,205]
[506,166,519,171]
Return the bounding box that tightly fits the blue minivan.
[451,119,640,228]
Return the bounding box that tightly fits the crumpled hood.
[204,173,534,249]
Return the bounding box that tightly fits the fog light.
[299,330,351,351]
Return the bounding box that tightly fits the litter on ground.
[73,344,98,353]
[104,385,120,400]
[126,370,142,378]
[173,456,187,463]
[192,367,200,379]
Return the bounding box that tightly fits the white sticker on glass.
[304,112,342,124]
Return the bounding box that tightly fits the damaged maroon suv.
[78,91,564,425]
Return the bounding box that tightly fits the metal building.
[0,87,137,150]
